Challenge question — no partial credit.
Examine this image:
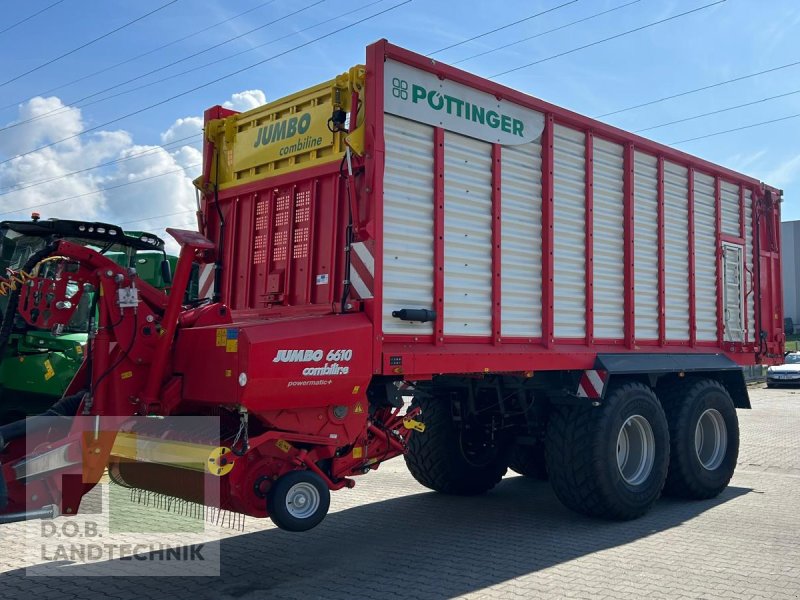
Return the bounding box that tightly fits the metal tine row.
[125,487,246,531]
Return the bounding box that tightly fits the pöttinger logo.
[391,77,408,100]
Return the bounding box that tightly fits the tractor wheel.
[509,442,548,481]
[660,379,739,499]
[267,471,330,532]
[546,381,670,520]
[404,394,508,495]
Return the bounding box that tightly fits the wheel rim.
[616,415,656,486]
[695,408,728,470]
[285,482,320,519]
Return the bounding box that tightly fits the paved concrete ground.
[1,385,799,599]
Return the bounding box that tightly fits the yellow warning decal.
[275,439,291,453]
[353,401,364,414]
[225,369,232,377]
[120,371,133,380]
[75,345,83,355]
[352,385,360,394]
[226,339,238,353]
[216,329,226,347]
[352,447,363,459]
[43,359,55,381]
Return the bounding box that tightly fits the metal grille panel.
[552,124,586,338]
[633,151,659,340]
[592,137,625,339]
[382,114,435,334]
[443,131,493,336]
[694,171,718,341]
[500,141,542,337]
[663,161,690,340]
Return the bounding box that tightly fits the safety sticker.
[225,329,239,352]
[43,359,55,381]
[352,385,360,394]
[353,402,364,414]
[352,447,363,459]
[225,369,232,377]
[120,371,133,380]
[275,439,291,453]
[215,329,226,347]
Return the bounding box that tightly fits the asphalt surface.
[1,385,798,599]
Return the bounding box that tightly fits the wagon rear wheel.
[546,381,670,520]
[661,379,739,499]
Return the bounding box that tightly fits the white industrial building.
[782,220,800,333]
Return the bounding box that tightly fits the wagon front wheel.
[267,471,330,532]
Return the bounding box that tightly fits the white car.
[766,352,800,387]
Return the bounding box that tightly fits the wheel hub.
[695,408,727,470]
[285,482,320,519]
[458,427,498,468]
[616,414,656,486]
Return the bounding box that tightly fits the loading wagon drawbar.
[0,40,783,530]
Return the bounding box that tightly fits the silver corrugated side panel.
[744,190,755,342]
[721,180,741,237]
[501,141,542,338]
[633,151,659,340]
[443,131,493,336]
[382,114,435,334]
[552,124,586,339]
[592,137,625,339]
[694,171,719,341]
[663,160,690,340]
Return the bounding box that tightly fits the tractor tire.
[404,394,508,495]
[509,442,548,481]
[660,379,739,499]
[267,471,330,532]
[546,381,670,520]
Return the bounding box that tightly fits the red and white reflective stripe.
[198,263,215,299]
[577,369,608,399]
[349,241,374,300]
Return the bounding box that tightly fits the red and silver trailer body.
[200,40,783,385]
[0,40,784,530]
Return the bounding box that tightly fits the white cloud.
[0,88,268,254]
[764,153,800,190]
[0,99,200,254]
[160,116,203,145]
[0,97,84,156]
[725,149,767,174]
[223,89,267,112]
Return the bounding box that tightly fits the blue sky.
[0,0,798,248]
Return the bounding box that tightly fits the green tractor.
[0,216,191,423]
